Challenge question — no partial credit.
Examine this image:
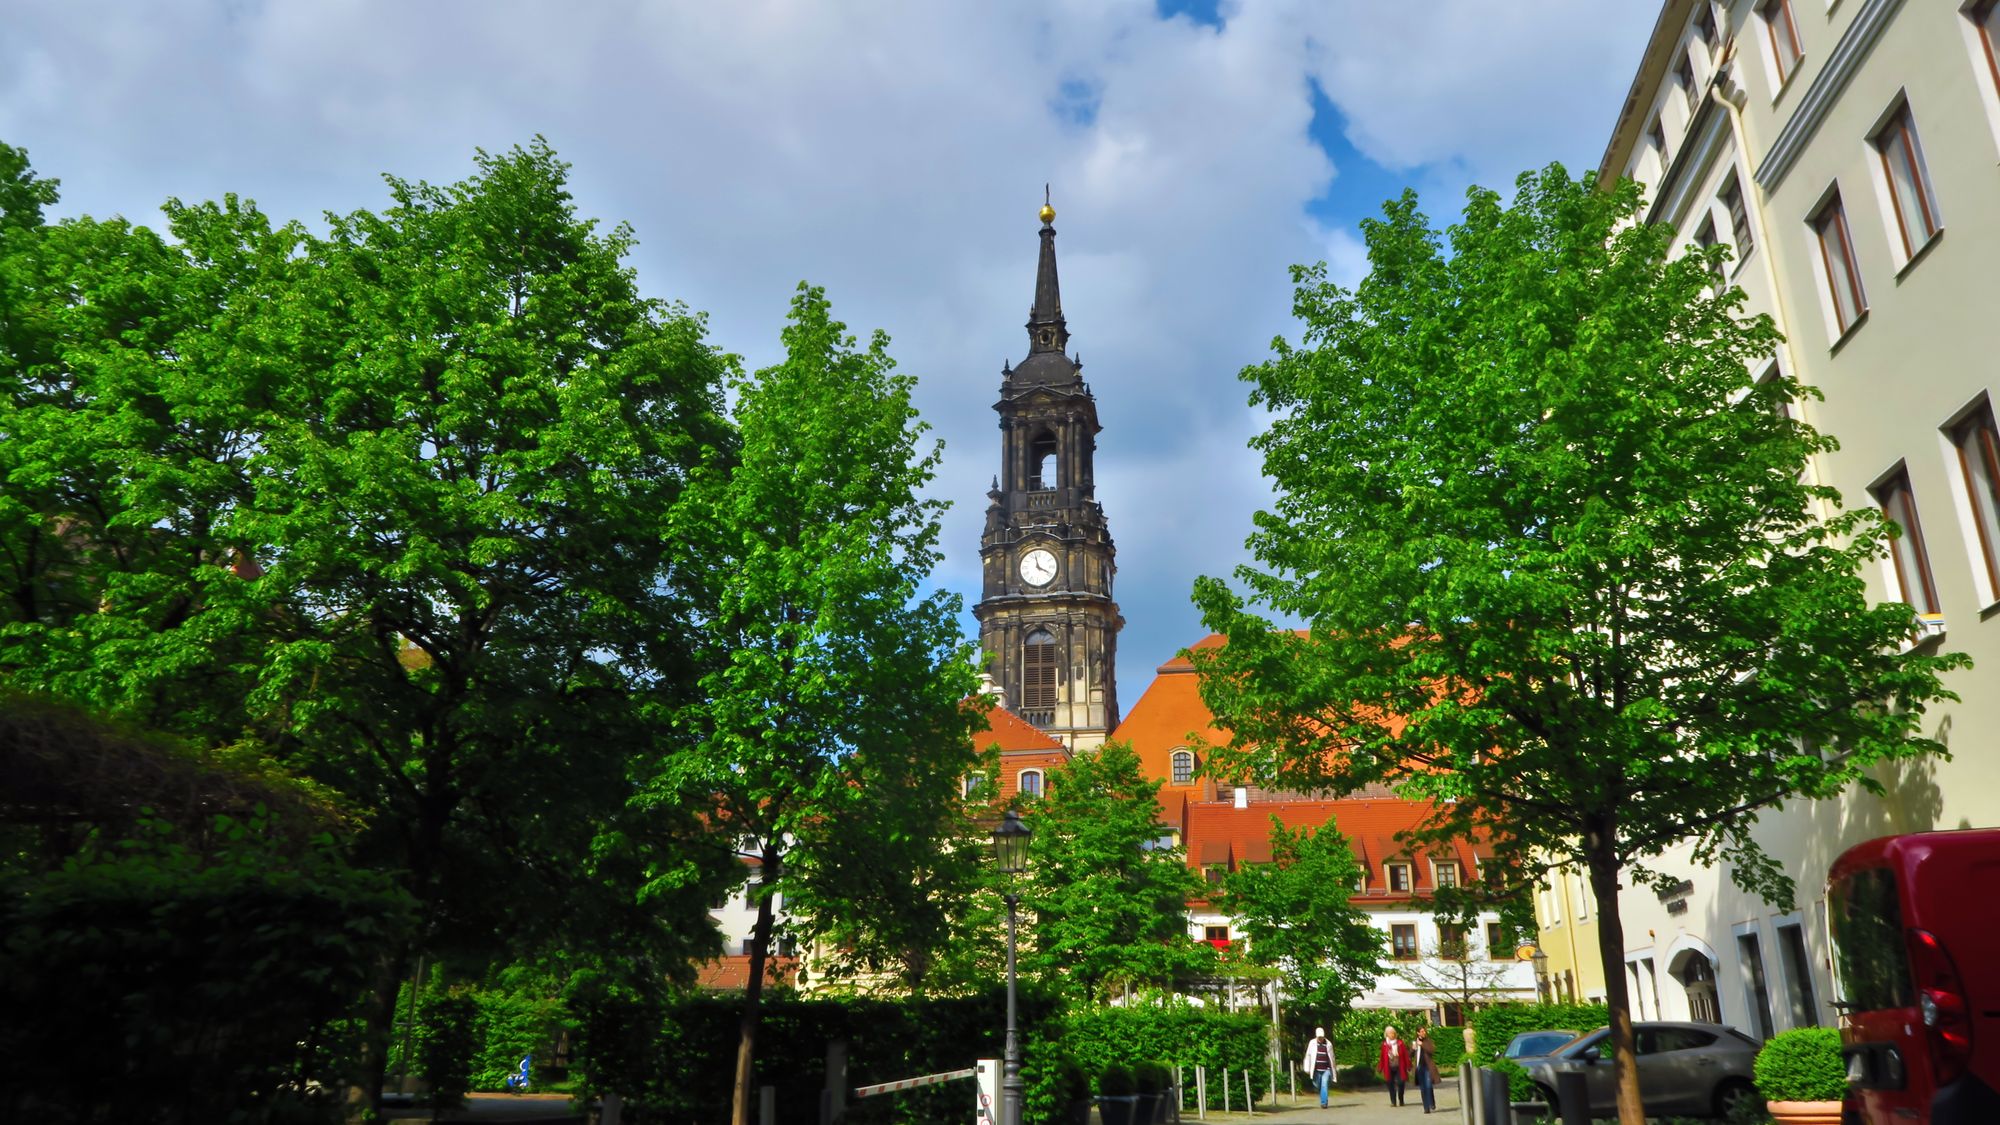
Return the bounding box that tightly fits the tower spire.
[1027,187,1067,356]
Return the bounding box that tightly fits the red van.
[1828,829,2000,1124]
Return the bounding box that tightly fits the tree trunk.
[732,849,780,1125]
[1585,817,1645,1125]
[347,942,410,1123]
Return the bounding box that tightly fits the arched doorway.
[1673,951,1722,1023]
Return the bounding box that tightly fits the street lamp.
[991,810,1032,1125]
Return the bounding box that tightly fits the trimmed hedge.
[1469,1002,1606,1065]
[1056,1005,1272,1107]
[1754,1027,1845,1101]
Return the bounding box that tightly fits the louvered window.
[1021,629,1060,710]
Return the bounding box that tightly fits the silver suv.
[1518,1022,1763,1118]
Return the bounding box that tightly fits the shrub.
[1486,1057,1537,1103]
[1469,1002,1608,1066]
[1754,1027,1846,1102]
[1098,1063,1136,1096]
[1133,1062,1171,1094]
[416,987,482,1110]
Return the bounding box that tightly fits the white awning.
[1347,989,1436,1011]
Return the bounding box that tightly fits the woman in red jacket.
[1379,1025,1410,1106]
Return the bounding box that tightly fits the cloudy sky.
[3,0,1656,713]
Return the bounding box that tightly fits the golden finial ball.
[1039,203,1056,224]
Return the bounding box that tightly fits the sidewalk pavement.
[1168,1079,1461,1125]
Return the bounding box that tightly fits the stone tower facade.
[972,201,1122,751]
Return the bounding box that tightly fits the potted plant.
[1132,1062,1171,1124]
[1754,1027,1844,1124]
[1043,1058,1093,1125]
[1097,1063,1140,1125]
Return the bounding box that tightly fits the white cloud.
[0,0,1655,708]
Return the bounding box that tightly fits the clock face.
[1019,548,1058,587]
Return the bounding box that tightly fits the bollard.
[1196,1065,1206,1119]
[1480,1068,1510,1125]
[1460,1063,1476,1125]
[821,1041,847,1125]
[1555,1071,1590,1125]
[759,1084,776,1125]
[1243,1070,1252,1115]
[1222,1066,1230,1113]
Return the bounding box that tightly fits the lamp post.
[991,810,1032,1125]
[1531,948,1550,1004]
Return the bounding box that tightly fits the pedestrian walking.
[1379,1025,1410,1107]
[1413,1028,1440,1113]
[1300,1025,1336,1108]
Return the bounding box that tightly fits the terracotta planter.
[1767,1100,1843,1125]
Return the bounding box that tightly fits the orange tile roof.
[972,705,1066,753]
[1113,635,1233,808]
[694,954,800,992]
[1181,795,1491,905]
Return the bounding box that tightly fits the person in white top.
[1300,1026,1336,1108]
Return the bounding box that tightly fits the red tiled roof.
[972,706,1066,753]
[1181,795,1490,904]
[1113,636,1233,810]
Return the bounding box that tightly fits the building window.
[1021,629,1060,711]
[1812,192,1866,335]
[1028,430,1058,490]
[1204,866,1225,886]
[1761,0,1803,86]
[1487,922,1507,960]
[1387,863,1411,893]
[775,933,798,957]
[1721,176,1755,261]
[1951,402,2000,595]
[1677,53,1699,113]
[1649,117,1670,168]
[1756,361,1794,421]
[1574,878,1591,920]
[1018,769,1043,798]
[1695,216,1725,289]
[963,775,987,798]
[1873,104,1941,259]
[1205,925,1231,949]
[1739,932,1777,1040]
[1776,922,1819,1028]
[1694,4,1719,52]
[1171,748,1195,785]
[1392,923,1419,960]
[1435,861,1460,888]
[1873,467,1940,616]
[1439,924,1469,960]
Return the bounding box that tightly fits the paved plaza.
[1174,1081,1465,1125]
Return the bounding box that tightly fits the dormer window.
[1171,748,1195,785]
[1386,862,1412,893]
[1435,861,1461,889]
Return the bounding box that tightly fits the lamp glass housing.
[992,810,1032,874]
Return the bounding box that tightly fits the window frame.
[1021,628,1060,712]
[1949,399,2000,599]
[1872,465,1941,616]
[1434,860,1461,889]
[1439,923,1469,960]
[1649,116,1670,170]
[1018,768,1044,798]
[1487,921,1508,961]
[1872,102,1942,261]
[1811,191,1867,337]
[1721,175,1755,264]
[1391,923,1419,961]
[1760,0,1804,88]
[1676,52,1699,113]
[1386,862,1412,893]
[1694,215,1725,290]
[1170,748,1195,785]
[1977,2,2000,98]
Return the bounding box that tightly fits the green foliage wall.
[1753,1027,1845,1101]
[0,813,411,1124]
[1469,1002,1607,1067]
[1047,1006,1273,1113]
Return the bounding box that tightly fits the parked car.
[1829,829,2000,1125]
[1504,1030,1580,1059]
[1517,1021,1761,1118]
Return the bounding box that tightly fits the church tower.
[973,197,1122,751]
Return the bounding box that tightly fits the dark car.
[1518,1021,1761,1118]
[1504,1030,1580,1059]
[1830,829,2000,1125]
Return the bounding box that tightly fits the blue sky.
[1,0,1658,715]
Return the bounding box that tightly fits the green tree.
[0,140,744,1108]
[1191,166,1964,1123]
[1219,814,1383,1022]
[648,283,982,1125]
[1022,742,1211,1002]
